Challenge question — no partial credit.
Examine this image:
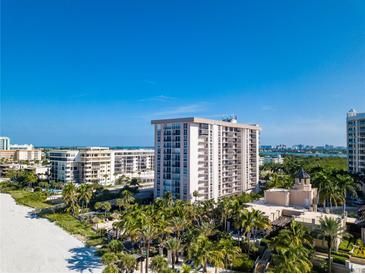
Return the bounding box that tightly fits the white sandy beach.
[0,193,103,273]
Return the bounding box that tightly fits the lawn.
[43,213,97,240]
[6,190,51,209]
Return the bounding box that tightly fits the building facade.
[152,117,260,201]
[50,147,114,184]
[15,149,42,161]
[10,144,34,150]
[0,137,10,150]
[0,150,16,160]
[347,109,365,175]
[79,147,114,184]
[49,150,81,183]
[113,149,154,175]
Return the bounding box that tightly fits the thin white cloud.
[138,95,175,103]
[151,103,207,117]
[261,105,274,111]
[143,80,157,85]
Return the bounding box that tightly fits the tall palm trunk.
[145,241,150,273]
[171,251,175,269]
[316,187,321,212]
[327,236,332,273]
[343,189,347,214]
[203,262,207,273]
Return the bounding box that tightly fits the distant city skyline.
[2,0,365,146]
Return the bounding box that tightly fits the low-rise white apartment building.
[10,144,34,150]
[15,149,42,161]
[0,149,42,162]
[113,149,155,190]
[113,149,154,175]
[49,147,154,187]
[347,109,365,176]
[151,116,260,201]
[50,147,114,184]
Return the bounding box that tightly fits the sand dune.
[0,193,103,273]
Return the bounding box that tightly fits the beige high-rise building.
[79,147,114,184]
[151,116,260,201]
[50,147,114,184]
[347,109,365,175]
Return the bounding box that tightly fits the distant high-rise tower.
[151,117,260,201]
[347,109,365,175]
[0,137,10,150]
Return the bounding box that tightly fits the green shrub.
[231,254,254,272]
[332,255,347,265]
[339,240,353,252]
[7,190,50,209]
[333,251,350,258]
[44,213,96,238]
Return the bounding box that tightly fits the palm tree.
[164,237,182,270]
[188,234,213,272]
[62,182,79,216]
[317,216,346,273]
[108,240,123,253]
[163,192,174,207]
[208,249,225,273]
[217,197,238,231]
[267,173,292,189]
[135,211,159,273]
[334,172,359,213]
[150,255,168,273]
[118,253,137,273]
[217,236,241,269]
[312,169,341,212]
[115,175,130,186]
[271,221,312,248]
[168,216,186,240]
[120,189,135,208]
[234,208,270,253]
[115,198,124,212]
[102,252,119,265]
[78,183,93,209]
[269,221,313,273]
[271,245,312,273]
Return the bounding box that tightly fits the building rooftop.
[265,188,289,192]
[246,199,345,225]
[151,117,260,130]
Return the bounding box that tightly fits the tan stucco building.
[264,169,317,209]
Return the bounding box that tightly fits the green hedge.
[339,240,353,252]
[332,255,347,265]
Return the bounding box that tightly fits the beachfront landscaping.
[1,155,365,273]
[43,213,97,240]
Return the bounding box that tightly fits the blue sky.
[1,0,365,146]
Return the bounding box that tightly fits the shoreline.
[0,193,103,273]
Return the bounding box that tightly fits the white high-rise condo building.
[49,147,114,184]
[113,149,154,175]
[49,150,81,183]
[347,109,365,175]
[152,117,260,201]
[0,137,10,150]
